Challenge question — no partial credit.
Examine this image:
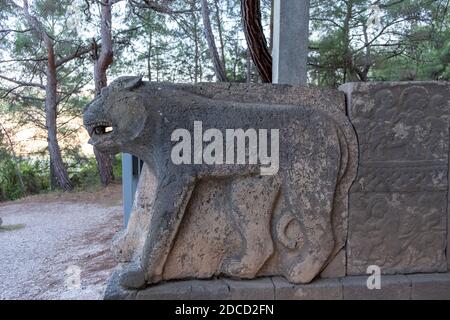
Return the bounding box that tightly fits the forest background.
[0,0,448,201]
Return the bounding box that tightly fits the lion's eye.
[95,126,105,135]
[93,126,113,135]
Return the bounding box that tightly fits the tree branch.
[55,45,92,67]
[0,57,47,63]
[0,28,31,33]
[0,74,45,89]
[130,0,197,14]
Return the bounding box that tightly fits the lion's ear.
[123,76,143,90]
[100,86,108,96]
[109,76,144,91]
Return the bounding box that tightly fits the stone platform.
[104,272,450,300]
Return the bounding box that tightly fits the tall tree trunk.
[241,0,272,83]
[342,0,353,83]
[359,23,371,81]
[232,41,239,80]
[156,50,160,82]
[201,0,228,82]
[194,29,199,83]
[213,0,227,73]
[192,9,200,83]
[46,45,73,191]
[147,31,152,81]
[269,0,274,52]
[22,0,73,191]
[93,0,114,186]
[246,48,252,83]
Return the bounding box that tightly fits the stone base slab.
[104,271,450,300]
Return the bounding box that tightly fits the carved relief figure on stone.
[83,76,357,291]
[170,120,280,175]
[341,82,450,276]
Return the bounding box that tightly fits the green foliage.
[113,154,123,181]
[66,152,122,190]
[310,0,450,86]
[0,148,123,201]
[68,156,101,189]
[0,149,49,201]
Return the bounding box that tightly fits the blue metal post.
[122,153,140,226]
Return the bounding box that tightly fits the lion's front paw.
[223,258,257,279]
[285,261,316,284]
[118,263,146,289]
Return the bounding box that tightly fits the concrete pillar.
[122,153,140,226]
[272,0,310,85]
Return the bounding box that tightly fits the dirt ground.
[0,184,123,300]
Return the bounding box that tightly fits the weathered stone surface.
[136,281,192,300]
[320,249,346,278]
[84,78,357,292]
[112,163,157,263]
[272,276,342,300]
[342,275,411,300]
[340,82,450,276]
[136,279,230,300]
[223,278,275,300]
[190,280,231,300]
[179,82,347,114]
[176,83,357,280]
[0,217,2,227]
[408,273,450,300]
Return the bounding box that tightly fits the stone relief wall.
[340,82,450,275]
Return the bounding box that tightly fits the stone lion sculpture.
[83,76,357,290]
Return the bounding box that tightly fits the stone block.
[136,279,230,300]
[223,278,275,300]
[321,249,346,278]
[136,281,192,300]
[342,275,411,300]
[272,276,342,300]
[340,82,450,275]
[408,273,450,300]
[189,279,231,300]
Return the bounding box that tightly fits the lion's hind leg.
[282,123,341,284]
[223,175,280,278]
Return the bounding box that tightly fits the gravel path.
[0,194,123,300]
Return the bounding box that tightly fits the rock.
[0,217,2,227]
